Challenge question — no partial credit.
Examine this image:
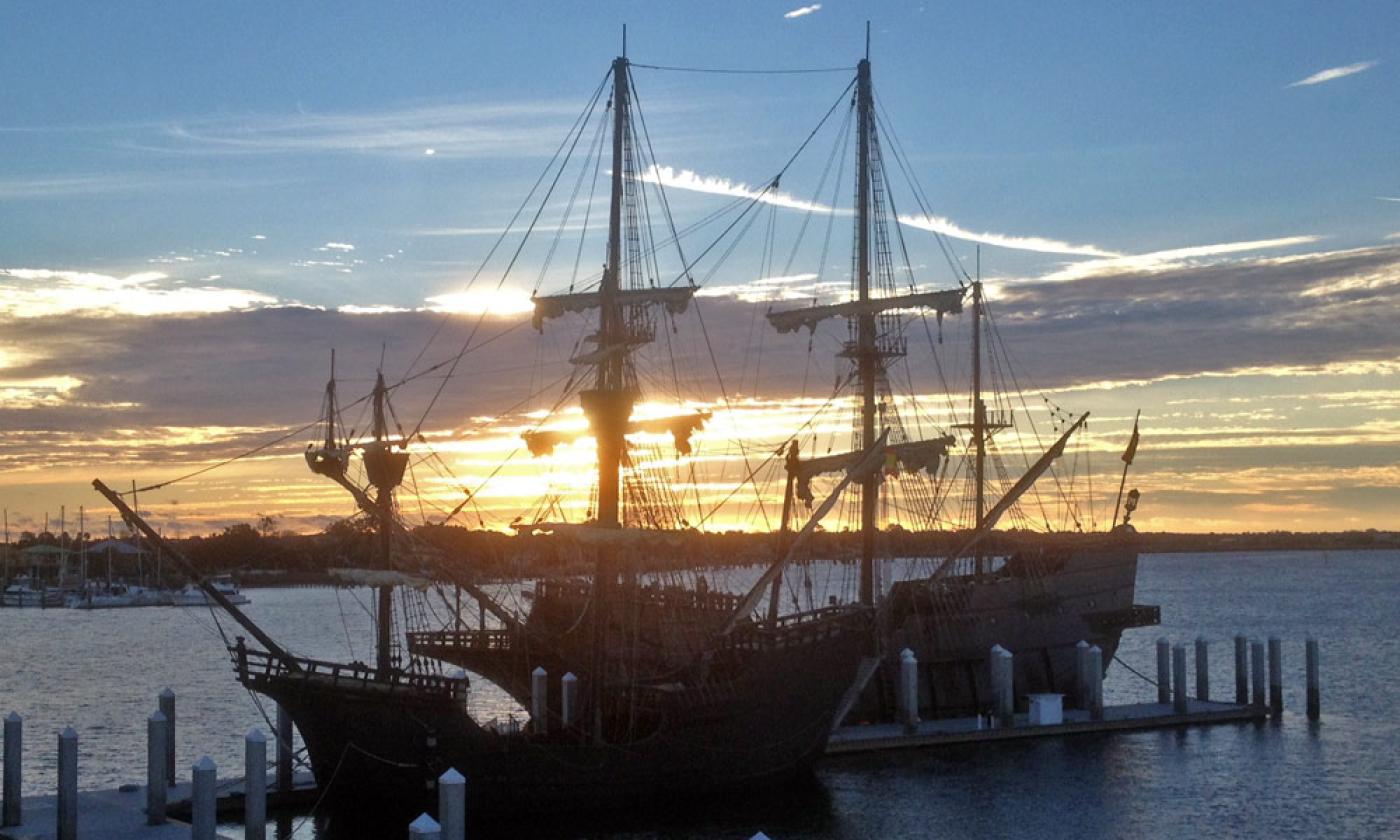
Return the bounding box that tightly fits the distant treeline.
[150,520,1400,586]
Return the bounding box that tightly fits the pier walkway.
[828,698,1265,755]
[0,771,316,840]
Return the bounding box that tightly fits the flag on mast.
[1121,413,1141,465]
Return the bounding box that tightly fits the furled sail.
[766,289,965,335]
[789,435,954,504]
[523,411,710,457]
[531,286,695,331]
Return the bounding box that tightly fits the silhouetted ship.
[95,44,878,818]
[410,42,1157,725]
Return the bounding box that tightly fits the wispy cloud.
[0,173,288,199]
[1386,232,1400,241]
[147,101,605,159]
[897,214,1121,258]
[640,164,834,214]
[1040,235,1322,281]
[783,4,822,19]
[1377,196,1400,203]
[0,268,278,318]
[1288,60,1378,87]
[643,164,1121,258]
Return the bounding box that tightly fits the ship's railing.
[405,628,516,653]
[728,605,866,651]
[230,642,467,701]
[536,578,741,613]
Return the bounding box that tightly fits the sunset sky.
[2,2,1398,537]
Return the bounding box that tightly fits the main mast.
[587,52,633,530]
[854,55,878,607]
[971,279,986,570]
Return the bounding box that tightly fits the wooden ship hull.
[235,606,871,817]
[872,537,1157,719]
[410,536,1157,723]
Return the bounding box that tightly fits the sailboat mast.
[855,54,878,607]
[370,373,395,674]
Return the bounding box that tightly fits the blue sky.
[3,2,1400,534]
[3,2,1396,306]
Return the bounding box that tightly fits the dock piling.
[276,703,293,793]
[1155,637,1171,705]
[899,649,920,731]
[438,768,465,840]
[146,711,167,825]
[2,712,20,828]
[1268,636,1283,718]
[561,672,579,729]
[409,812,442,839]
[1195,637,1210,701]
[1172,644,1188,714]
[1087,645,1104,722]
[1250,640,1266,710]
[57,727,77,840]
[1306,638,1321,721]
[1074,641,1090,709]
[245,730,267,840]
[990,646,1013,727]
[158,688,175,787]
[1234,634,1248,704]
[191,756,216,840]
[531,667,549,734]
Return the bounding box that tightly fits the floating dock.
[828,698,1265,755]
[0,772,315,840]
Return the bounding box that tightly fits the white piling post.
[245,730,267,840]
[276,704,293,793]
[1234,634,1248,704]
[158,688,176,786]
[191,756,217,840]
[1155,637,1171,704]
[2,712,20,828]
[57,727,77,840]
[1306,638,1320,721]
[899,648,920,731]
[147,711,167,825]
[990,645,1014,727]
[1268,636,1283,718]
[531,667,549,734]
[1087,645,1104,722]
[1250,640,1266,710]
[561,672,579,729]
[1195,637,1210,701]
[409,812,442,839]
[438,768,465,840]
[1074,641,1090,710]
[1172,644,1189,714]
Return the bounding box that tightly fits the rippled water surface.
[2,551,1397,838]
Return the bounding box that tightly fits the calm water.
[2,551,1397,838]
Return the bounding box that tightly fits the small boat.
[1,575,64,608]
[169,576,250,607]
[67,582,172,609]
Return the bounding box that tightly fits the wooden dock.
[0,772,316,840]
[827,698,1266,755]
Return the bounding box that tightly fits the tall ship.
[410,37,1157,723]
[95,41,878,818]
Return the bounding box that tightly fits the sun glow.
[425,287,534,316]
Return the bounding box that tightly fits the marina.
[0,630,1318,839]
[3,5,1399,839]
